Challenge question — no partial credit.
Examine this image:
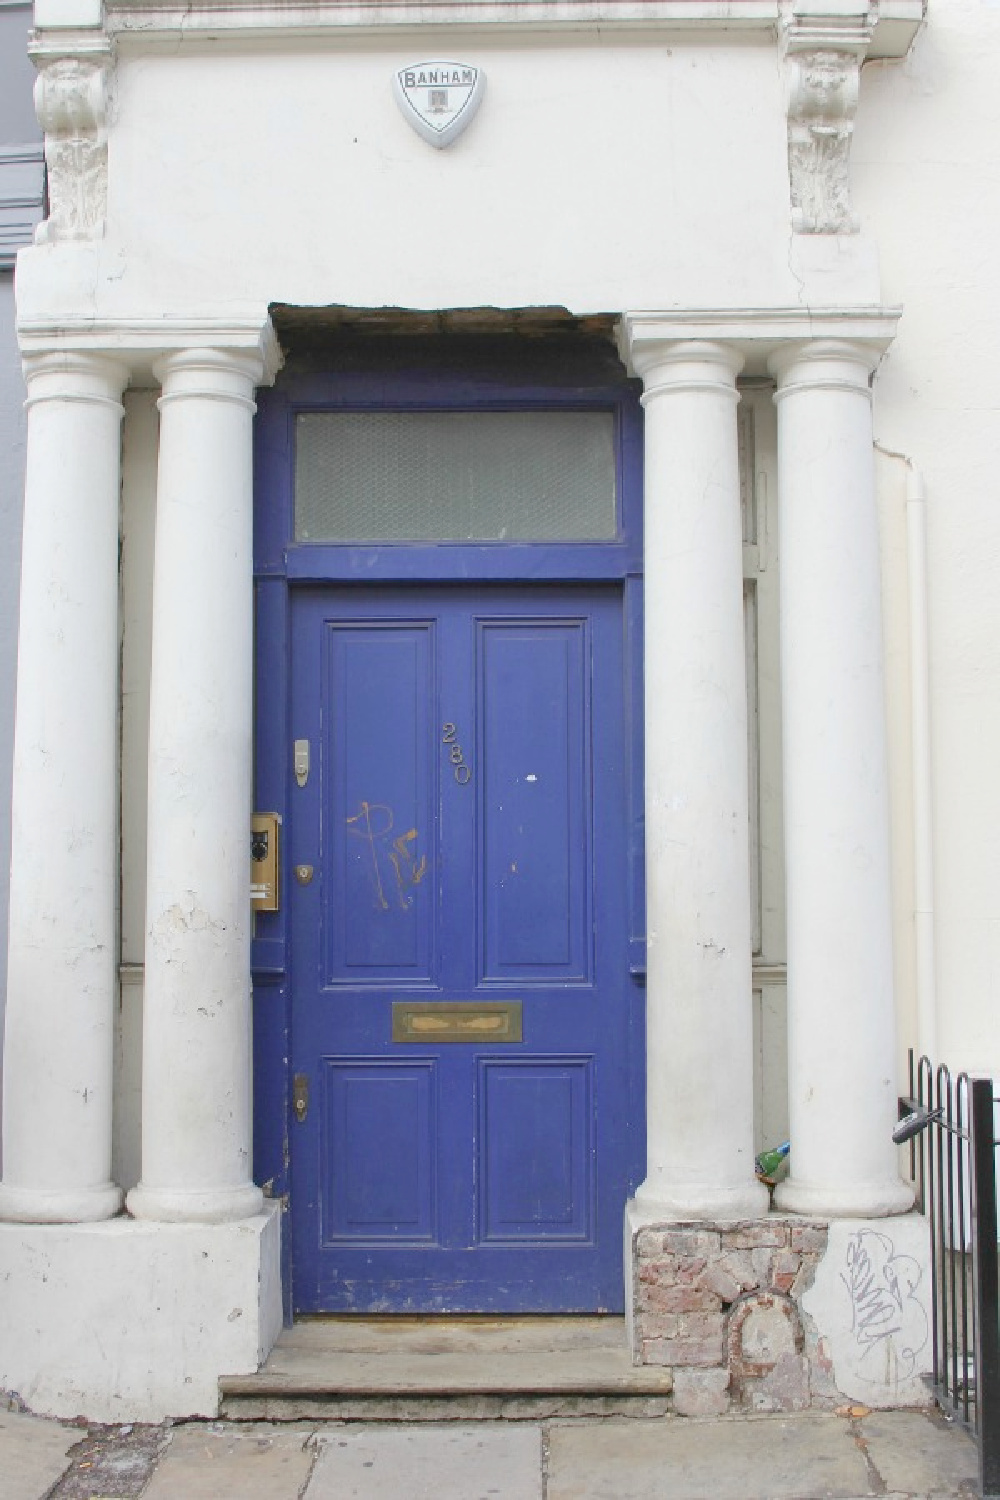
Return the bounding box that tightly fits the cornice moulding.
[29,30,114,62]
[16,316,284,385]
[60,0,920,57]
[107,0,777,34]
[618,305,902,376]
[18,310,898,385]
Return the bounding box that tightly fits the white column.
[0,351,127,1223]
[770,340,912,1218]
[631,339,767,1219]
[127,350,263,1224]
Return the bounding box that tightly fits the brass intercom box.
[251,812,281,912]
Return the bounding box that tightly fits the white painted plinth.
[0,1204,281,1422]
[802,1214,933,1407]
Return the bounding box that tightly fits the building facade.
[0,0,44,1139]
[0,0,996,1423]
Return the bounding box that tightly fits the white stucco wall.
[0,275,25,1139]
[874,449,919,1084]
[18,34,884,327]
[0,0,35,1161]
[115,390,157,1194]
[857,2,1000,1076]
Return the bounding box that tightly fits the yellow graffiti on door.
[346,801,428,911]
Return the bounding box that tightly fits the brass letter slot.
[392,1001,522,1044]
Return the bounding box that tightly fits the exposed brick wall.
[632,1219,830,1415]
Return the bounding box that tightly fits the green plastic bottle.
[755,1141,790,1180]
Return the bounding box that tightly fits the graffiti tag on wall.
[841,1228,928,1385]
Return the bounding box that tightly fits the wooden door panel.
[478,1058,593,1242]
[325,622,436,982]
[480,621,591,981]
[321,1059,438,1243]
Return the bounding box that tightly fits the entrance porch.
[0,306,920,1419]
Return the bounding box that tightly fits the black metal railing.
[899,1051,1000,1499]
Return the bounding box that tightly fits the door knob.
[295,864,314,886]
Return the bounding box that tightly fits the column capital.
[21,349,128,410]
[626,338,744,405]
[154,346,264,411]
[768,337,883,401]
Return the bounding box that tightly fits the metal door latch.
[294,739,310,788]
[292,1073,309,1123]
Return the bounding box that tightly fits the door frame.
[251,347,646,1321]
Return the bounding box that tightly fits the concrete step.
[219,1316,673,1422]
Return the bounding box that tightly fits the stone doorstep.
[219,1392,674,1421]
[218,1317,674,1421]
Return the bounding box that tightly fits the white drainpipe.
[907,466,938,1064]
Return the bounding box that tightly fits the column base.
[0,1180,123,1224]
[773,1175,914,1218]
[127,1181,264,1225]
[632,1174,769,1222]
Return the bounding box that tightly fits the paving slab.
[546,1413,874,1500]
[858,1410,979,1494]
[307,1422,544,1500]
[0,1407,77,1500]
[140,1421,315,1500]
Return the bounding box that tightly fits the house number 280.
[442,723,472,784]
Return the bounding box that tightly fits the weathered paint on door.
[289,584,638,1312]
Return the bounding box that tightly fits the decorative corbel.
[33,53,109,243]
[781,7,874,235]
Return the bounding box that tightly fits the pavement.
[1,1404,982,1500]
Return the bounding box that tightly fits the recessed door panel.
[290,585,638,1312]
[478,1058,593,1242]
[321,1060,438,1243]
[326,624,436,982]
[480,622,590,980]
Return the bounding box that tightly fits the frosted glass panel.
[295,411,617,542]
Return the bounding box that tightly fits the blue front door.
[289,582,638,1313]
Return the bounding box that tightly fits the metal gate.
[899,1051,1000,1498]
